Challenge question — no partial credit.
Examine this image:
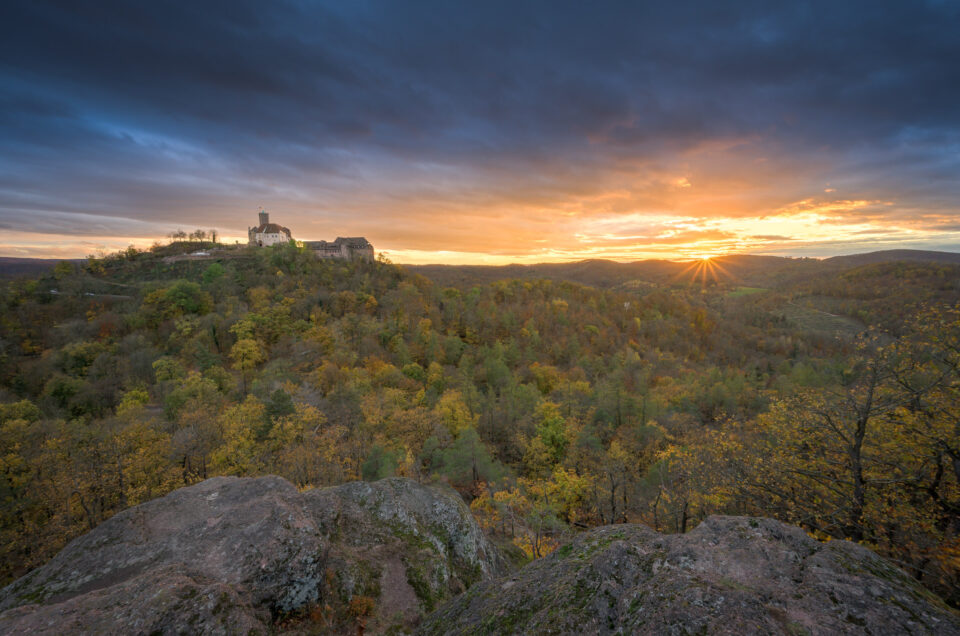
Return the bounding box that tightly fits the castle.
[302,237,375,261]
[248,209,292,247]
[248,209,374,261]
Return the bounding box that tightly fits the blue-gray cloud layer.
[1,0,958,251]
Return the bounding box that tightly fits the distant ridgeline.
[247,209,374,261]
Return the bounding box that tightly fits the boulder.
[0,476,507,635]
[419,516,960,635]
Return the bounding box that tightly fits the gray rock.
[419,516,960,635]
[0,566,266,635]
[0,476,507,635]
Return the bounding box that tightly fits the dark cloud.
[0,0,958,257]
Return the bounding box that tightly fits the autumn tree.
[230,338,264,395]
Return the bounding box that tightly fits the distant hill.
[824,249,960,267]
[408,250,960,289]
[406,259,684,289]
[0,257,81,278]
[407,254,823,289]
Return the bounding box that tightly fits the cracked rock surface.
[0,476,507,635]
[419,516,960,635]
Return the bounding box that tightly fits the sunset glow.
[1,2,958,262]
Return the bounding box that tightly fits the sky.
[1,1,959,263]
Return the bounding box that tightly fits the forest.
[1,239,958,606]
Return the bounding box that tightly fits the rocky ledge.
[0,476,507,635]
[5,481,958,636]
[419,516,960,635]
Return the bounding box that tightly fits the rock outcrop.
[0,476,507,635]
[6,485,958,636]
[420,516,960,635]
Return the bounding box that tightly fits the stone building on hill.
[247,209,374,260]
[248,209,292,246]
[304,237,375,261]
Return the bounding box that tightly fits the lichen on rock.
[418,516,960,636]
[0,476,507,635]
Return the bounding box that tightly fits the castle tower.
[258,209,269,225]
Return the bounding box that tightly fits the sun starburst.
[672,255,735,286]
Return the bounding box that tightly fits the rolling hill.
[823,249,960,268]
[406,249,960,289]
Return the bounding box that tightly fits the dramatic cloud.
[1,0,958,260]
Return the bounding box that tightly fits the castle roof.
[334,237,371,246]
[252,223,291,235]
[304,237,371,248]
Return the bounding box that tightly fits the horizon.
[2,1,959,263]
[7,234,960,265]
[4,243,960,268]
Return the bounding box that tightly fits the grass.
[780,302,862,336]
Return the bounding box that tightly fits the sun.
[672,253,735,286]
